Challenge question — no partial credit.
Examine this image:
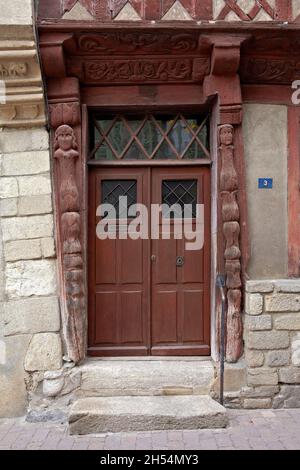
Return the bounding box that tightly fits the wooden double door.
[88,166,211,356]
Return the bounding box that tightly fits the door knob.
[176,256,184,267]
[151,255,156,262]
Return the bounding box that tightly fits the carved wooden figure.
[218,124,243,363]
[54,124,85,364]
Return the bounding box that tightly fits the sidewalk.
[0,409,300,450]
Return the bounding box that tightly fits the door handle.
[151,255,156,262]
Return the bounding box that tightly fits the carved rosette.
[218,124,243,363]
[51,110,86,364]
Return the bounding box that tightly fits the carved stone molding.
[218,124,243,363]
[49,90,86,364]
[0,40,46,128]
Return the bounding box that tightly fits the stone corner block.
[24,333,62,372]
[245,315,272,331]
[4,296,60,336]
[246,281,274,293]
[243,398,272,409]
[245,293,263,315]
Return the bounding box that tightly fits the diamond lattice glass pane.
[154,140,177,159]
[107,118,131,156]
[183,141,205,159]
[91,114,209,160]
[96,119,114,134]
[162,180,197,218]
[123,141,147,160]
[102,180,137,218]
[168,119,193,156]
[95,141,116,160]
[137,119,163,157]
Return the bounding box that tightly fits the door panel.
[88,167,150,356]
[88,166,210,356]
[150,167,210,355]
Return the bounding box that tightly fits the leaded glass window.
[162,180,197,218]
[90,114,209,160]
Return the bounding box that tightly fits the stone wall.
[242,280,300,408]
[0,1,61,417]
[243,104,288,279]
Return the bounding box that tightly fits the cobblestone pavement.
[0,409,300,450]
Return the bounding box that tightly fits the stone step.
[69,395,228,434]
[78,358,214,397]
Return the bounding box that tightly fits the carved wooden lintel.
[218,124,243,363]
[49,84,86,364]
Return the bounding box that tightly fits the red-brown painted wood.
[88,166,211,356]
[288,107,300,277]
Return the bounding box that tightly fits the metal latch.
[176,256,184,267]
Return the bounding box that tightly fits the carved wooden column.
[48,78,86,364]
[203,35,250,363]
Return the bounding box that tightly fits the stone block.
[274,313,300,330]
[265,294,300,312]
[0,0,33,25]
[266,350,290,367]
[247,368,278,386]
[246,281,274,293]
[41,237,56,258]
[243,398,272,409]
[291,334,300,366]
[2,215,53,241]
[275,280,300,293]
[0,129,49,153]
[18,194,53,215]
[247,331,290,350]
[24,333,62,371]
[1,151,50,176]
[4,296,60,336]
[245,293,263,315]
[241,385,279,398]
[0,198,17,216]
[4,239,41,261]
[18,175,51,196]
[273,385,300,408]
[0,177,18,199]
[5,259,57,298]
[0,334,31,417]
[245,349,264,367]
[213,362,246,393]
[245,315,272,331]
[278,367,300,384]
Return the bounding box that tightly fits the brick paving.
[0,409,300,450]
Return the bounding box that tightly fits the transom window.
[90,113,209,160]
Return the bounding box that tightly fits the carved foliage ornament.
[218,124,243,363]
[54,123,85,364]
[0,62,27,78]
[68,57,210,84]
[85,59,193,82]
[77,32,199,55]
[241,57,300,84]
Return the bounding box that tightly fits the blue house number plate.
[258,178,273,189]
